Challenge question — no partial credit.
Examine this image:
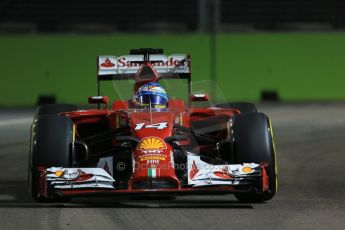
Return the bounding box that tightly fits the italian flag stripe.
[148,168,156,178]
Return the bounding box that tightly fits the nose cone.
[129,111,179,189]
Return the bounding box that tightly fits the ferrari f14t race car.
[28,48,277,203]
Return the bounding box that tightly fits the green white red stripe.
[148,168,157,178]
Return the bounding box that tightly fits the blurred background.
[1,0,345,106]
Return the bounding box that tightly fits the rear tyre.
[232,112,277,203]
[29,115,74,202]
[36,104,77,116]
[216,102,257,113]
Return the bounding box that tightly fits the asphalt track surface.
[0,104,345,230]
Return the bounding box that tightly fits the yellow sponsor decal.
[242,166,254,174]
[138,137,167,151]
[140,156,166,161]
[55,170,65,177]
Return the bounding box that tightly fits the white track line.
[0,194,16,201]
[0,117,32,127]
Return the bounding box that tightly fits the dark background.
[1,0,345,33]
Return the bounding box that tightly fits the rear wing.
[97,54,191,81]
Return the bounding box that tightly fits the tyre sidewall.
[233,112,277,200]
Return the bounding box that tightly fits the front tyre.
[29,115,74,202]
[232,112,277,202]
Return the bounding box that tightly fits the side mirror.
[88,96,109,109]
[190,93,210,102]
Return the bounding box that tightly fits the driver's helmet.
[133,82,168,108]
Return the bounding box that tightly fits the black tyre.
[29,115,74,202]
[232,112,277,202]
[217,102,257,113]
[36,104,77,116]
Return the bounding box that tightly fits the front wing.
[37,155,269,198]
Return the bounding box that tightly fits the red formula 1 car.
[28,48,277,203]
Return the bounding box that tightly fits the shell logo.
[138,137,166,151]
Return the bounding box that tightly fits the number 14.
[135,122,168,130]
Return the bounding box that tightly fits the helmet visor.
[135,94,168,108]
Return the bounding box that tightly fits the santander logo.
[100,58,115,68]
[118,57,186,68]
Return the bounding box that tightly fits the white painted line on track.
[0,117,32,127]
[0,194,16,201]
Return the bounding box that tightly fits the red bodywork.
[38,51,269,198]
